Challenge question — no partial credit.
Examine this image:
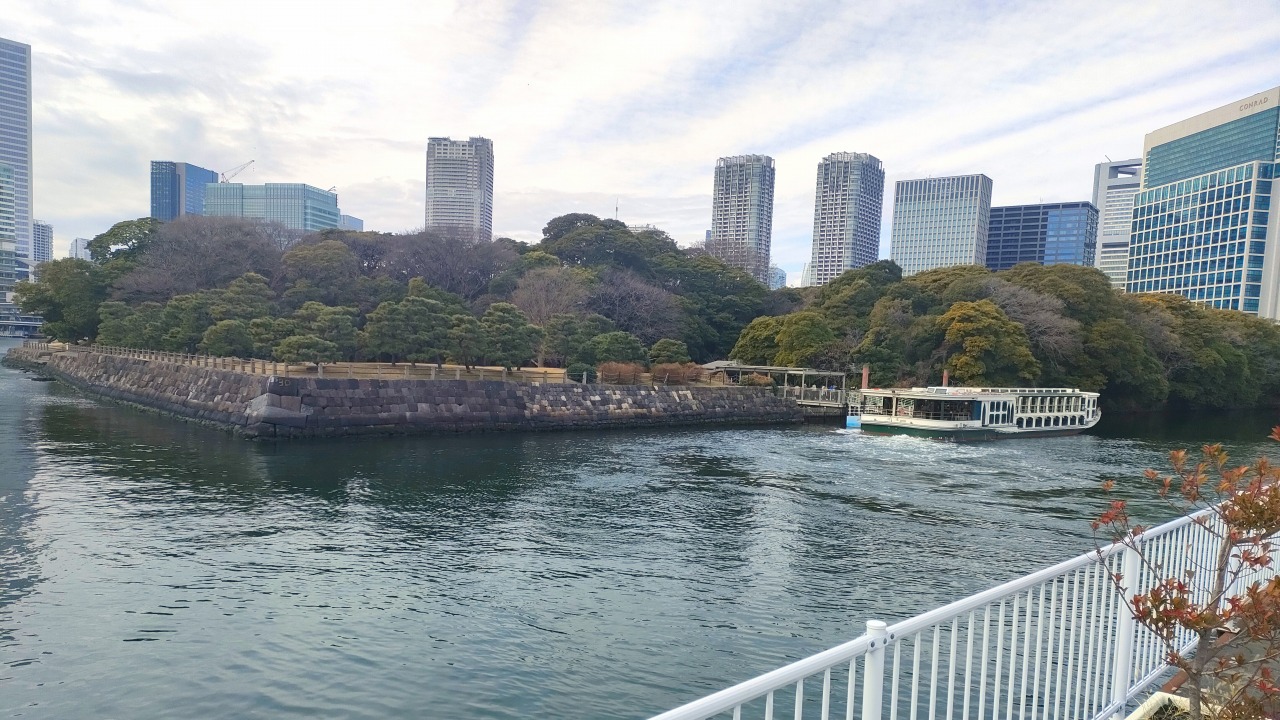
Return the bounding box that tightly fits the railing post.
[862,620,888,720]
[1110,542,1141,717]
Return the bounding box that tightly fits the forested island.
[14,213,1280,411]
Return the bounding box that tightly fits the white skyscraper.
[890,174,993,276]
[32,219,51,264]
[808,152,885,286]
[69,237,92,260]
[708,154,775,284]
[425,137,494,239]
[1092,159,1142,289]
[0,38,32,281]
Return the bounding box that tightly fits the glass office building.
[0,38,32,280]
[709,154,776,284]
[150,161,219,221]
[1128,87,1280,319]
[890,174,992,276]
[807,152,885,286]
[32,219,51,264]
[0,164,16,301]
[985,202,1097,271]
[204,183,343,232]
[1092,159,1142,289]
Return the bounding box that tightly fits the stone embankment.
[4,346,803,439]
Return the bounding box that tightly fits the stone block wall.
[5,347,803,439]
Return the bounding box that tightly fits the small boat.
[846,386,1101,441]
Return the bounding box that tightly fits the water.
[2,336,1276,718]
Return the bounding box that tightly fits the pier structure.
[704,362,849,416]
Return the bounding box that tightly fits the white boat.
[846,386,1101,441]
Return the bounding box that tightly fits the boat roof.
[858,386,1099,399]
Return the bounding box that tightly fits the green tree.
[399,296,451,366]
[199,320,253,357]
[589,331,647,364]
[86,217,161,279]
[729,316,783,365]
[648,338,691,365]
[541,313,615,367]
[773,312,836,366]
[13,258,110,342]
[447,314,489,369]
[157,292,218,353]
[274,335,340,366]
[406,277,470,314]
[248,317,299,359]
[360,300,412,362]
[292,302,358,360]
[282,240,360,304]
[937,300,1040,386]
[212,272,275,322]
[480,302,542,369]
[96,301,164,348]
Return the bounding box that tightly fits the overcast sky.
[8,0,1280,278]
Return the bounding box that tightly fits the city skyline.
[3,2,1279,277]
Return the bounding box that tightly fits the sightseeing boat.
[846,386,1101,441]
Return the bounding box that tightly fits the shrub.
[651,362,702,385]
[565,362,597,384]
[739,372,775,387]
[597,361,644,384]
[648,338,692,365]
[590,331,647,364]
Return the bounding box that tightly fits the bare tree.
[983,277,1082,372]
[383,228,517,300]
[588,269,682,344]
[510,267,589,326]
[113,216,285,302]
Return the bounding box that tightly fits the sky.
[6,0,1280,280]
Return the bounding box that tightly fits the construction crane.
[219,160,255,183]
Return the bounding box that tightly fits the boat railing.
[649,509,1245,720]
[859,407,973,422]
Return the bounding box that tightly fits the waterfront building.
[204,183,343,232]
[0,38,32,280]
[425,136,493,238]
[985,202,1097,271]
[32,219,51,264]
[150,161,219,221]
[0,164,15,301]
[339,214,364,231]
[890,174,992,276]
[68,237,91,260]
[807,152,885,286]
[1126,87,1280,318]
[1092,159,1142,289]
[768,265,787,290]
[709,154,775,284]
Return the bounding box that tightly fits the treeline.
[732,261,1280,410]
[14,214,767,373]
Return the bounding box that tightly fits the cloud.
[5,0,1279,276]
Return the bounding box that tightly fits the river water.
[1,337,1276,719]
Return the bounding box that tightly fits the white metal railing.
[779,386,848,407]
[650,510,1257,720]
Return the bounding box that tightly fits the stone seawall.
[4,347,803,438]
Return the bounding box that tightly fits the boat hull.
[855,420,1092,442]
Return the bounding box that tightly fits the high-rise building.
[339,215,364,231]
[768,265,787,290]
[807,152,885,286]
[204,183,343,232]
[1126,87,1280,318]
[150,161,219,221]
[32,219,51,264]
[708,154,775,284]
[0,165,16,301]
[985,202,1098,271]
[0,38,32,281]
[1092,159,1142,289]
[890,174,992,276]
[69,237,91,260]
[424,136,493,238]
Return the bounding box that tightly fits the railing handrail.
[649,507,1212,720]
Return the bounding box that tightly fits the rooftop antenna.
[1105,154,1113,162]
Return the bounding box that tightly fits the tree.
[212,272,275,322]
[588,269,682,344]
[112,216,285,303]
[274,335,340,366]
[510,266,591,326]
[649,338,691,365]
[447,314,489,369]
[360,300,413,362]
[293,302,358,360]
[937,300,1040,386]
[382,228,517,300]
[157,292,218,353]
[589,331,647,364]
[773,312,836,367]
[282,239,360,304]
[541,313,615,367]
[86,217,161,280]
[1094,430,1280,720]
[729,316,783,365]
[97,301,164,348]
[248,317,298,359]
[480,302,542,369]
[399,296,451,366]
[199,320,253,357]
[13,258,110,342]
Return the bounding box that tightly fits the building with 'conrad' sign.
[1126,86,1280,319]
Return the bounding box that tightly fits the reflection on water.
[2,338,1278,719]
